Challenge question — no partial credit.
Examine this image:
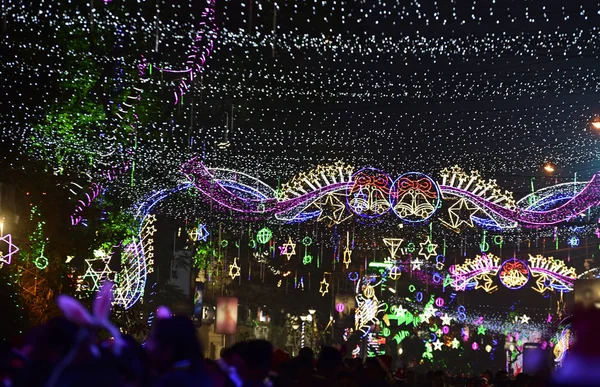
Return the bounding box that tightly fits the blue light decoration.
[390,172,441,223]
[567,235,580,247]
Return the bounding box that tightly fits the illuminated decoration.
[319,277,330,297]
[169,0,217,105]
[567,236,580,247]
[302,254,313,265]
[183,158,600,229]
[441,313,453,326]
[82,249,115,292]
[336,303,345,313]
[34,244,49,270]
[70,182,103,226]
[451,338,461,349]
[553,324,572,364]
[0,234,19,266]
[418,236,438,260]
[355,279,387,336]
[280,237,296,260]
[279,162,354,199]
[472,342,479,350]
[389,266,402,280]
[410,258,424,271]
[528,255,576,294]
[228,258,241,280]
[477,325,487,335]
[220,240,229,248]
[316,193,352,226]
[441,197,478,232]
[301,237,313,246]
[520,314,531,324]
[188,223,209,242]
[451,253,575,294]
[343,248,352,269]
[113,214,157,309]
[256,228,273,244]
[450,253,501,293]
[390,172,440,223]
[432,340,443,351]
[498,259,530,290]
[346,167,393,219]
[383,238,404,258]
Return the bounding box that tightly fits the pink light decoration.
[472,342,479,350]
[0,234,19,265]
[336,303,345,313]
[442,325,450,335]
[435,297,444,307]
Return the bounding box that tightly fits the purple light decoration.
[336,303,345,313]
[0,234,19,265]
[348,272,359,281]
[71,182,103,226]
[435,297,445,307]
[181,157,350,216]
[440,172,600,227]
[442,326,450,334]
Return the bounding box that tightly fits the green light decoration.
[234,241,240,248]
[406,242,416,253]
[368,261,394,269]
[382,327,391,337]
[393,330,410,344]
[248,239,257,249]
[477,325,487,335]
[493,235,504,247]
[301,236,312,246]
[220,240,228,248]
[34,244,49,270]
[256,228,273,244]
[302,254,313,265]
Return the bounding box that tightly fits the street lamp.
[543,162,555,173]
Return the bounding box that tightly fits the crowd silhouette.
[0,284,569,386]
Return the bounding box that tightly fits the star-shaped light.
[418,236,437,260]
[432,340,443,351]
[319,278,330,296]
[421,305,438,320]
[316,193,351,226]
[451,338,461,349]
[411,258,423,271]
[0,234,19,266]
[520,314,530,324]
[228,258,241,279]
[280,237,296,260]
[343,248,352,269]
[475,275,498,293]
[477,325,487,335]
[82,253,114,291]
[440,313,453,326]
[444,198,477,230]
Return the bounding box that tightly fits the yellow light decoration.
[383,238,404,258]
[418,236,438,260]
[452,253,501,293]
[314,192,352,226]
[228,257,241,280]
[280,237,296,260]
[343,248,352,269]
[528,254,576,294]
[319,277,330,296]
[279,162,355,199]
[439,165,516,209]
[440,197,478,233]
